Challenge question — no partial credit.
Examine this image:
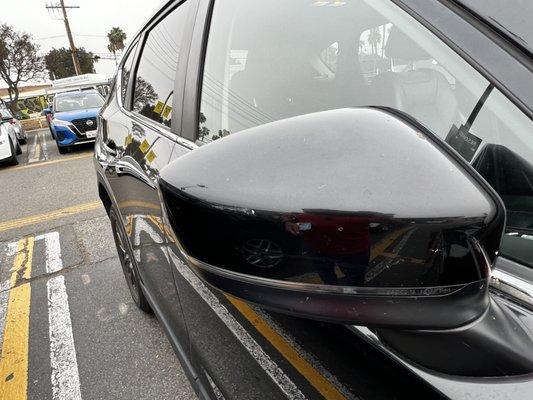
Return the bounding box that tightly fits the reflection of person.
[284,213,371,286]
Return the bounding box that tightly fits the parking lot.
[0,129,195,399]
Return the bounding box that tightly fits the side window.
[468,90,533,269]
[132,1,190,128]
[120,41,138,107]
[199,0,533,269]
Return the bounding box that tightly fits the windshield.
[54,92,104,113]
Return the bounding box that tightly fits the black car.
[94,0,533,398]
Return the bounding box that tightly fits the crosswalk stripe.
[37,232,82,400]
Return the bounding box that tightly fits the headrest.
[385,26,430,60]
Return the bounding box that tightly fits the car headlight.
[52,118,73,127]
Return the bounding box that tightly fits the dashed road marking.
[36,232,82,400]
[0,237,34,400]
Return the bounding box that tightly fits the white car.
[0,121,21,165]
[0,110,27,144]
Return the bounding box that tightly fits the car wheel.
[57,144,69,154]
[8,139,18,165]
[109,206,152,313]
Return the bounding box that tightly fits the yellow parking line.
[0,237,34,400]
[117,200,161,211]
[0,201,102,233]
[226,295,347,400]
[8,153,93,172]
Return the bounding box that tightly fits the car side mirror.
[42,108,52,116]
[159,108,505,329]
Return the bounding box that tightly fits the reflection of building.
[0,83,53,117]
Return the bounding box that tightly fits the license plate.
[85,129,97,138]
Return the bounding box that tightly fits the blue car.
[50,90,105,154]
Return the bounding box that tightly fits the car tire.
[109,205,152,313]
[8,139,18,165]
[57,144,69,154]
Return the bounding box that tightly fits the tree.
[44,47,98,80]
[0,24,45,112]
[107,27,127,66]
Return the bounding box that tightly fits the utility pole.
[45,1,81,76]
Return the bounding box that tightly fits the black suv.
[94,0,533,398]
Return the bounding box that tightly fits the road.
[0,129,196,400]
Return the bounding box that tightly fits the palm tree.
[107,27,127,66]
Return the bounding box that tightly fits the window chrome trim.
[491,268,533,309]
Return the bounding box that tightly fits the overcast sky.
[0,0,163,88]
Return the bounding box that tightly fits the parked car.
[0,98,26,145]
[0,110,27,144]
[50,90,104,154]
[0,120,21,165]
[95,0,533,399]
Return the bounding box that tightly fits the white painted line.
[170,249,306,400]
[37,232,82,400]
[0,279,10,352]
[28,134,39,163]
[6,241,18,256]
[41,131,49,160]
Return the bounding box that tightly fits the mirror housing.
[160,108,504,329]
[42,108,52,116]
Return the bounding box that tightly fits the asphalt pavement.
[0,129,196,399]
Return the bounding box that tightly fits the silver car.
[0,109,26,144]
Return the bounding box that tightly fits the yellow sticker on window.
[162,105,172,119]
[124,134,133,146]
[146,150,157,163]
[139,139,150,153]
[153,100,164,114]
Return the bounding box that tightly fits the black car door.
[102,0,197,359]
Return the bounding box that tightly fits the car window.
[120,41,138,107]
[132,1,190,129]
[199,0,533,270]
